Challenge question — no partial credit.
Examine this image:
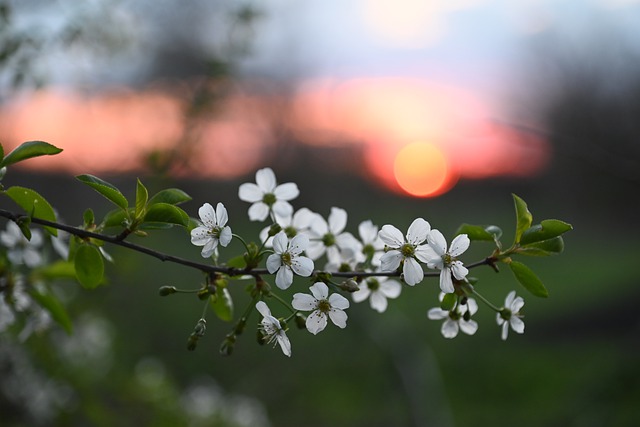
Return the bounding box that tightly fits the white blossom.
[190,203,232,258]
[428,295,478,339]
[352,275,401,313]
[0,221,43,267]
[292,282,349,334]
[238,168,299,222]
[358,220,385,267]
[0,298,16,332]
[256,301,291,357]
[306,207,360,261]
[422,230,470,293]
[258,207,316,247]
[497,291,525,340]
[378,218,431,286]
[266,232,314,289]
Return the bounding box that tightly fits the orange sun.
[393,142,457,197]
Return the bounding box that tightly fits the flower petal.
[198,203,216,227]
[328,293,350,310]
[415,244,439,264]
[291,256,314,277]
[201,239,218,258]
[358,220,378,244]
[351,286,370,303]
[510,316,525,334]
[511,296,525,313]
[501,322,510,340]
[406,218,430,245]
[305,241,326,260]
[459,319,478,335]
[328,308,348,328]
[427,308,448,320]
[248,203,270,222]
[292,293,318,311]
[403,257,424,286]
[255,301,272,318]
[450,261,468,280]
[309,282,329,300]
[328,207,348,234]
[380,279,402,298]
[449,234,470,257]
[215,202,228,227]
[369,292,388,313]
[378,224,404,247]
[380,251,402,272]
[266,253,282,274]
[219,226,232,247]
[272,231,288,254]
[272,200,294,219]
[276,332,292,357]
[427,229,447,256]
[255,167,277,192]
[439,267,455,293]
[441,319,459,339]
[238,183,263,203]
[289,233,309,255]
[306,310,328,334]
[465,298,479,316]
[274,182,299,201]
[190,227,211,246]
[275,266,293,289]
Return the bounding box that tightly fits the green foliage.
[29,286,73,334]
[520,219,572,245]
[456,223,502,241]
[76,174,129,211]
[148,188,192,206]
[0,141,63,169]
[210,287,234,322]
[440,292,457,311]
[5,186,58,235]
[33,260,76,280]
[143,203,189,227]
[512,194,533,244]
[517,236,565,256]
[135,179,149,220]
[74,244,104,289]
[508,260,549,298]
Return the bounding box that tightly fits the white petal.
[328,207,348,234]
[305,241,326,260]
[504,291,516,308]
[379,279,402,299]
[292,293,318,311]
[496,313,505,326]
[328,308,348,328]
[441,319,459,338]
[201,239,218,258]
[190,227,210,246]
[415,244,439,264]
[427,229,447,256]
[501,322,510,340]
[274,182,299,201]
[248,203,270,222]
[466,298,479,315]
[510,316,525,334]
[29,229,43,247]
[439,267,455,293]
[328,293,350,310]
[272,231,288,254]
[378,224,404,247]
[292,208,315,229]
[369,292,388,313]
[276,332,292,357]
[351,286,370,303]
[238,183,264,202]
[215,203,228,227]
[309,214,328,236]
[380,251,402,272]
[198,203,216,227]
[427,308,449,320]
[403,257,424,286]
[511,296,525,313]
[291,256,314,277]
[358,220,378,244]
[459,319,478,335]
[219,227,232,247]
[256,301,272,318]
[306,310,327,334]
[275,266,293,289]
[449,234,470,257]
[450,261,468,280]
[309,282,329,300]
[272,200,294,218]
[406,218,430,245]
[289,233,309,255]
[256,168,277,192]
[24,249,43,267]
[266,253,282,273]
[426,255,444,271]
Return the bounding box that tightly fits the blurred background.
[1,0,639,426]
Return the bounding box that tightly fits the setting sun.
[393,142,456,197]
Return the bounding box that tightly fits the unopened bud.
[267,223,282,237]
[187,334,199,351]
[234,317,247,335]
[338,279,359,293]
[193,318,206,337]
[158,286,177,296]
[294,313,307,329]
[463,310,471,322]
[197,288,210,300]
[220,334,236,356]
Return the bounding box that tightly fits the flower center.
[322,233,335,247]
[367,278,380,291]
[338,263,351,272]
[281,252,292,266]
[443,253,453,265]
[208,226,222,238]
[400,243,415,257]
[263,193,277,206]
[362,243,375,258]
[317,299,331,313]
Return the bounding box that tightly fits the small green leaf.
[33,260,77,280]
[0,143,4,161]
[0,141,63,168]
[143,203,189,227]
[148,188,192,206]
[508,260,548,297]
[83,208,95,226]
[520,219,572,245]
[440,293,457,311]
[5,186,57,236]
[226,255,247,269]
[74,244,104,289]
[518,236,565,256]
[102,208,131,228]
[29,287,73,334]
[456,224,502,242]
[513,194,533,244]
[135,178,148,219]
[210,288,234,322]
[76,174,128,210]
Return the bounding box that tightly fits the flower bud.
[234,317,247,335]
[158,286,177,296]
[187,334,199,351]
[197,289,210,300]
[267,223,282,237]
[193,318,206,337]
[294,313,307,329]
[220,334,236,356]
[338,279,359,293]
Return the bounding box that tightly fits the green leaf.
[508,260,548,297]
[456,224,502,242]
[148,188,192,206]
[226,255,247,269]
[513,194,533,244]
[33,260,77,280]
[102,208,131,228]
[0,143,4,161]
[0,141,63,168]
[440,293,457,311]
[5,186,58,236]
[83,208,95,226]
[29,287,73,334]
[520,219,573,245]
[76,174,128,210]
[143,203,189,227]
[135,178,148,219]
[518,236,565,256]
[210,288,234,322]
[74,244,104,289]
